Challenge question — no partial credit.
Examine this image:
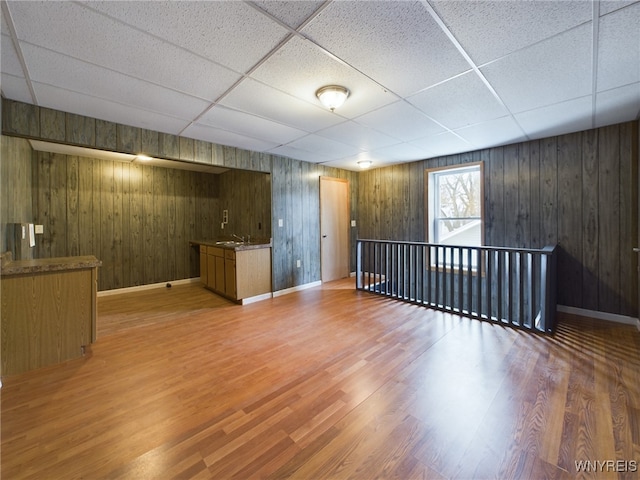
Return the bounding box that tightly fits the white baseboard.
[97,277,201,297]
[557,304,639,327]
[240,292,273,305]
[272,280,322,298]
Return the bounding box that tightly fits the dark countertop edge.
[1,255,102,276]
[190,240,272,252]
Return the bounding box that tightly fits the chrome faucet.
[232,234,245,243]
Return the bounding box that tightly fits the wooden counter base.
[1,255,100,376]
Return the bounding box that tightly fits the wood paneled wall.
[2,99,359,293]
[217,169,272,240]
[31,152,220,291]
[359,122,639,317]
[0,136,33,254]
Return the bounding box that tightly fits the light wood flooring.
[2,279,640,479]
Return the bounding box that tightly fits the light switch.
[278,219,283,227]
[351,220,356,227]
[35,225,44,234]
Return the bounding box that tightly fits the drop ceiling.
[1,0,639,171]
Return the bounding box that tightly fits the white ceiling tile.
[597,2,640,92]
[198,105,308,145]
[454,116,527,149]
[410,132,473,158]
[6,1,241,102]
[515,96,594,140]
[482,24,592,114]
[354,142,430,164]
[595,82,640,127]
[1,73,33,103]
[183,123,279,152]
[354,101,446,142]
[267,144,333,164]
[284,134,361,159]
[599,0,639,16]
[220,78,344,132]
[1,33,24,77]
[317,121,399,150]
[81,1,290,74]
[408,72,508,129]
[250,36,397,118]
[32,82,191,134]
[429,0,592,65]
[22,43,210,121]
[251,1,325,29]
[301,1,470,97]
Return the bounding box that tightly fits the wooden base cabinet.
[203,246,271,302]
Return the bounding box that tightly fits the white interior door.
[320,177,349,282]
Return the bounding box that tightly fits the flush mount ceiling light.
[316,85,349,112]
[135,154,153,162]
[357,160,372,169]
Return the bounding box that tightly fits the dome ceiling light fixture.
[316,85,350,112]
[357,160,372,169]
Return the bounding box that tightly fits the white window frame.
[425,162,484,269]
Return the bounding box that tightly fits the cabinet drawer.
[207,246,224,257]
[224,250,236,260]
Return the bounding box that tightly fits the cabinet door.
[215,256,225,293]
[199,246,207,285]
[206,254,216,289]
[225,258,236,298]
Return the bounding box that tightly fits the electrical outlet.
[35,225,44,234]
[296,259,301,268]
[278,219,283,227]
[351,220,356,227]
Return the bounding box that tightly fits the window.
[426,162,484,267]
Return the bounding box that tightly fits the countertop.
[190,239,272,252]
[1,254,102,276]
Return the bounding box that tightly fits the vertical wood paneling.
[179,137,195,162]
[2,99,39,137]
[112,162,124,289]
[194,140,212,164]
[141,129,159,157]
[529,141,541,248]
[488,148,504,246]
[96,120,117,151]
[40,108,65,142]
[503,145,519,247]
[1,136,33,254]
[129,163,143,286]
[66,155,80,257]
[166,169,177,281]
[517,143,531,248]
[153,167,168,283]
[540,137,558,246]
[619,123,638,316]
[142,165,154,285]
[120,163,132,288]
[159,133,180,160]
[557,132,583,307]
[100,160,114,290]
[356,121,637,316]
[581,130,599,311]
[50,153,67,258]
[66,113,95,146]
[598,125,621,313]
[77,157,94,257]
[117,125,141,154]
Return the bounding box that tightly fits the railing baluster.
[355,240,557,334]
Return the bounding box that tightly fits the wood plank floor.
[2,279,640,479]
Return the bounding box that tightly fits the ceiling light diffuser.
[316,85,350,111]
[358,160,372,169]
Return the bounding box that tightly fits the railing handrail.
[356,239,558,334]
[357,239,557,256]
